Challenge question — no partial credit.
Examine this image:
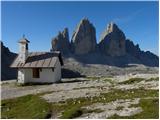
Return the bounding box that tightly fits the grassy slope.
[1,77,159,119]
[52,89,158,119]
[1,95,51,119]
[1,89,158,119]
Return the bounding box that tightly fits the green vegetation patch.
[146,77,159,82]
[119,78,145,84]
[83,108,104,113]
[1,88,158,119]
[51,89,158,118]
[86,76,101,80]
[102,78,115,84]
[115,106,124,110]
[101,89,158,101]
[1,95,51,119]
[108,98,159,119]
[86,76,113,81]
[60,105,83,119]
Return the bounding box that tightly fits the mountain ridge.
[51,18,158,67]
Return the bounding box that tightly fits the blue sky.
[1,1,159,55]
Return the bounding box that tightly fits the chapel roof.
[10,51,63,68]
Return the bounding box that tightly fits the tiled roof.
[10,51,63,68]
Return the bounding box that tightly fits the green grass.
[119,78,145,84]
[1,88,159,119]
[108,98,159,119]
[1,95,51,119]
[119,77,159,85]
[60,105,83,119]
[100,89,158,102]
[115,106,124,110]
[86,76,101,80]
[50,89,158,118]
[146,77,159,82]
[86,76,113,81]
[83,108,104,113]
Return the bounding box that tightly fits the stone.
[51,28,70,55]
[71,18,97,55]
[99,22,126,56]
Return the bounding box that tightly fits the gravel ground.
[1,73,158,101]
[1,72,159,118]
[1,77,111,100]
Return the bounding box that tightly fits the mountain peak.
[71,18,96,55]
[107,22,119,33]
[80,17,89,22]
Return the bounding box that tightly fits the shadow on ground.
[62,68,86,78]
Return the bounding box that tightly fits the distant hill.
[1,42,17,80]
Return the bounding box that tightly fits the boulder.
[71,18,97,55]
[99,22,126,56]
[51,28,70,55]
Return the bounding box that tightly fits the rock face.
[71,18,97,55]
[138,51,159,66]
[1,42,17,80]
[99,22,126,57]
[51,28,70,55]
[126,39,159,66]
[125,39,141,58]
[47,19,158,67]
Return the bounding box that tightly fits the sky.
[1,1,159,55]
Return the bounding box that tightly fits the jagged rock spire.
[71,18,97,55]
[99,22,126,57]
[51,28,70,55]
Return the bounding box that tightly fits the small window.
[32,68,40,78]
[26,44,28,50]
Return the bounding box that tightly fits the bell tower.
[18,35,30,63]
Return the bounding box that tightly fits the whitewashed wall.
[18,59,61,83]
[18,69,25,83]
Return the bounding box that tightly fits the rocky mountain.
[51,18,158,67]
[2,18,158,80]
[71,18,97,55]
[1,42,17,80]
[125,39,141,58]
[51,28,70,55]
[99,22,126,56]
[125,39,158,66]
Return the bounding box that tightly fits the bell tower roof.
[18,35,30,44]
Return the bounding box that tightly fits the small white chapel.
[11,36,63,84]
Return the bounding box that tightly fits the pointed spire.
[19,35,30,43]
[107,22,119,33]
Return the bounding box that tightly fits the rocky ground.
[62,57,158,77]
[1,66,159,118]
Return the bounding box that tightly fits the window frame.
[32,68,40,78]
